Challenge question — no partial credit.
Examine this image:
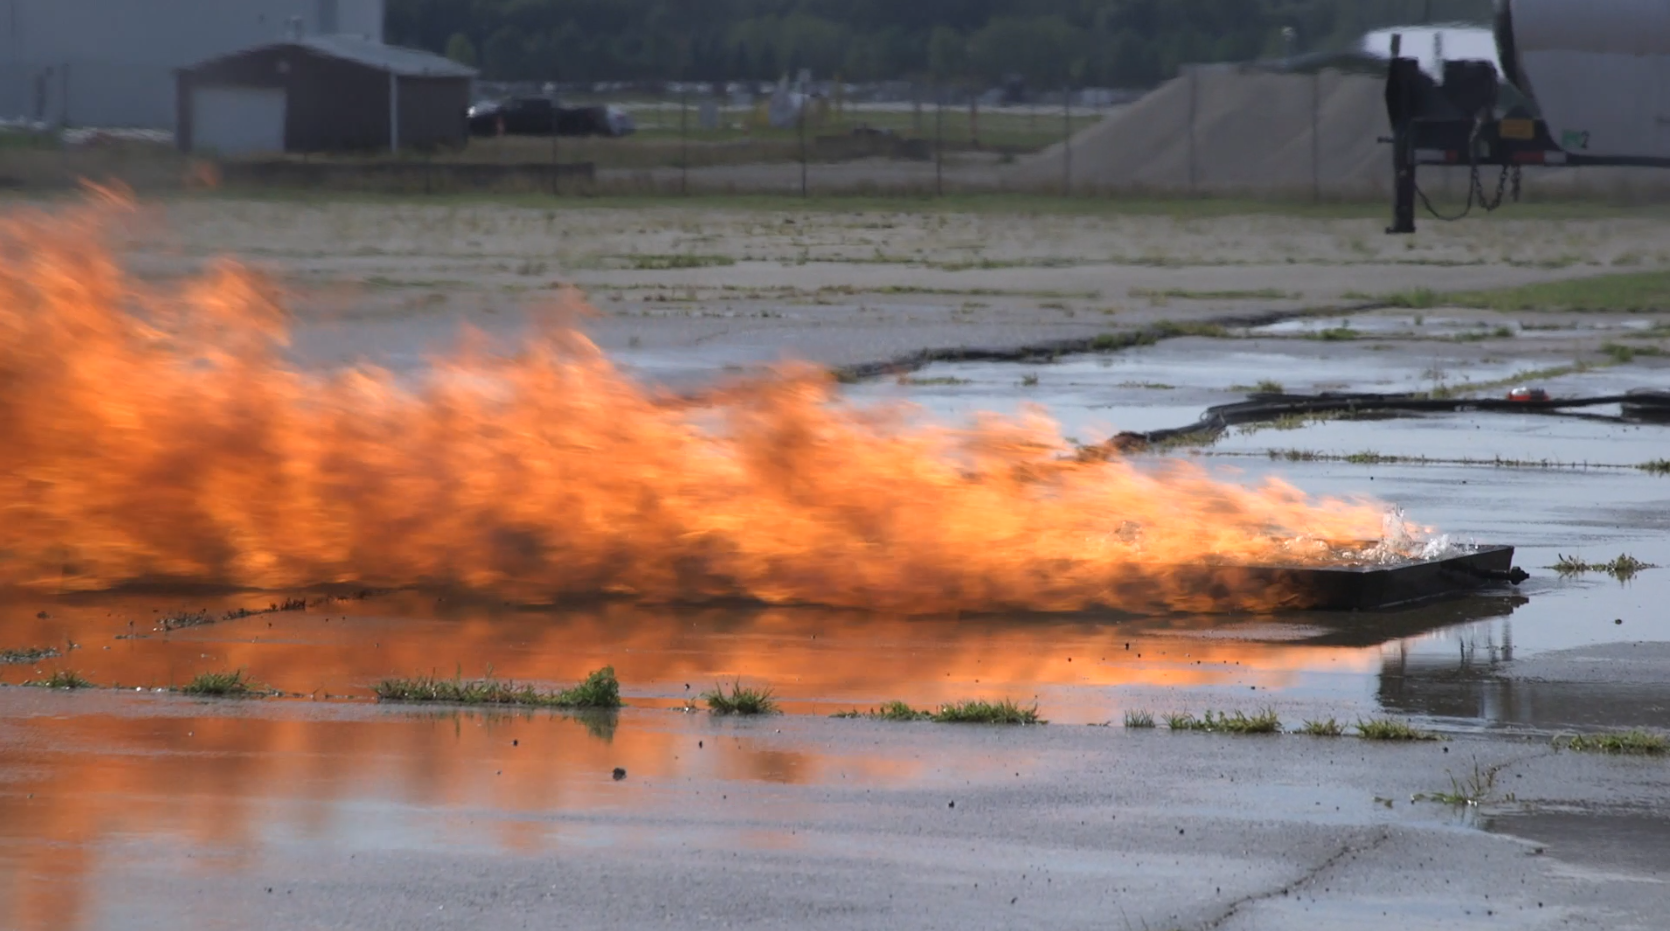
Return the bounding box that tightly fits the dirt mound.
[1010,69,1394,197]
[1012,68,1670,201]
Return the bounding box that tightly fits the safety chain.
[1416,128,1526,223]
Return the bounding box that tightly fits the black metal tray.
[1173,544,1525,612]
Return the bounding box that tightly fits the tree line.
[387,0,1493,88]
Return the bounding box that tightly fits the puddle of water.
[1248,313,1655,339]
[1484,810,1670,877]
[2,594,1462,719]
[849,344,1556,433]
[0,695,956,931]
[1249,314,1486,337]
[1211,411,1670,467]
[5,341,1664,730]
[0,351,1664,931]
[850,347,1670,734]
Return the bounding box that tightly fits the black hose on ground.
[1104,389,1670,452]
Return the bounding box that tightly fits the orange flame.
[0,197,1405,613]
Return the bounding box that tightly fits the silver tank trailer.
[1499,0,1670,160]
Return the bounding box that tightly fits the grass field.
[161,185,1670,224]
[1367,269,1670,314]
[255,107,1105,173]
[560,101,1106,149]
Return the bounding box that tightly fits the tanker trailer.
[1386,0,1670,232]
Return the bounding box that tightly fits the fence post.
[934,84,944,198]
[798,100,807,198]
[1062,84,1071,197]
[1311,70,1321,202]
[389,72,400,153]
[1186,67,1198,194]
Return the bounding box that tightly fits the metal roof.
[297,34,477,78]
[183,34,476,79]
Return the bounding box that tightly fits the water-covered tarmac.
[5,318,1669,930]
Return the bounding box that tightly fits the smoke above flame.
[0,194,1413,613]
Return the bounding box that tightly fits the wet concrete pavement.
[5,344,1668,928]
[5,201,1670,929]
[4,691,1667,931]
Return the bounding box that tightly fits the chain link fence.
[8,70,1670,203]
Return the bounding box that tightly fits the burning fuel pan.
[1173,544,1527,612]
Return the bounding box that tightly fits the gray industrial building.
[0,0,384,129]
[176,35,474,155]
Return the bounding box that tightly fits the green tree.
[392,0,1497,87]
[482,26,530,80]
[444,32,478,67]
[926,25,967,79]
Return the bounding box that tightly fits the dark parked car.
[466,97,635,137]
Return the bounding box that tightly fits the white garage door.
[192,86,286,156]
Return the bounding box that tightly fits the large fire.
[0,193,1414,613]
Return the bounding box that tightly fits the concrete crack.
[1199,829,1394,931]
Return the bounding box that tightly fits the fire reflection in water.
[0,589,1524,931]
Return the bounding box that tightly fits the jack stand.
[1389,128,1417,234]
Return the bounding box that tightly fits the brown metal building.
[176,35,475,155]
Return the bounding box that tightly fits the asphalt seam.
[1199,828,1394,931]
[829,302,1388,380]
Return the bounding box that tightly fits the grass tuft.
[559,666,625,708]
[374,665,622,708]
[932,698,1043,725]
[24,669,93,690]
[1228,379,1286,395]
[1548,553,1657,580]
[1600,342,1666,363]
[1124,710,1156,729]
[179,669,271,698]
[1166,709,1282,734]
[1377,286,1443,309]
[1356,717,1440,741]
[1130,287,1294,302]
[1300,718,1345,737]
[1560,730,1668,755]
[703,679,779,715]
[1306,325,1359,341]
[622,253,736,270]
[1,646,59,665]
[1151,320,1231,339]
[1414,759,1502,807]
[159,610,213,631]
[832,699,932,721]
